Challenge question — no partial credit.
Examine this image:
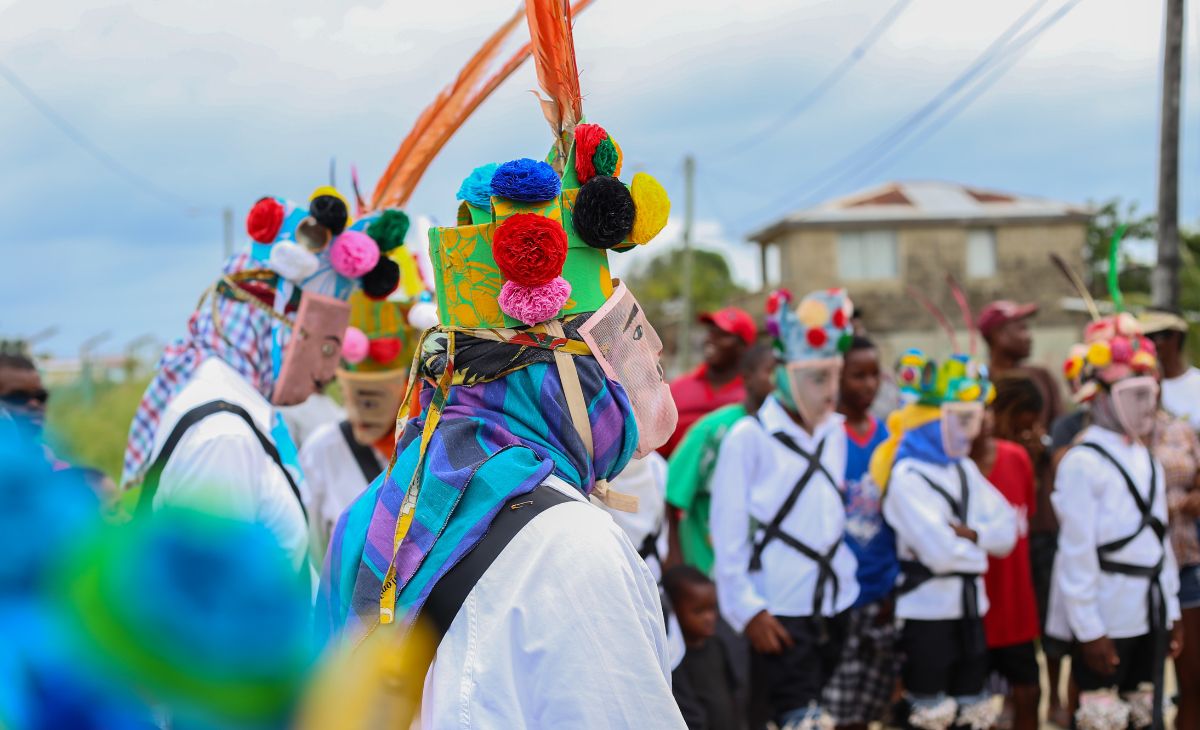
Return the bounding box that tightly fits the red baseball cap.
[977,300,1039,338]
[699,307,756,346]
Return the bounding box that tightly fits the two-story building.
[748,180,1092,369]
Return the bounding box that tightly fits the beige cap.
[1138,310,1188,334]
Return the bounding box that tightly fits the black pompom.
[310,195,348,235]
[361,256,400,299]
[572,175,635,249]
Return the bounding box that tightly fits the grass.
[46,375,152,481]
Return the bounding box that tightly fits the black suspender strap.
[749,433,842,626]
[902,464,984,654]
[420,483,573,639]
[136,399,307,520]
[1076,441,1168,730]
[638,529,662,573]
[338,420,385,483]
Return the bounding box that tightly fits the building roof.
[749,180,1092,242]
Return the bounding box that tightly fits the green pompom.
[837,331,853,353]
[366,210,411,252]
[592,138,619,177]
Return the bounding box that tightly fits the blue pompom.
[490,158,562,202]
[457,163,499,210]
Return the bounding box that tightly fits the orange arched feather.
[370,0,594,212]
[525,0,584,167]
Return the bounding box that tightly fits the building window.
[966,228,996,278]
[837,230,898,281]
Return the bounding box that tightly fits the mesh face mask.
[577,281,677,458]
[782,357,842,429]
[338,369,407,444]
[273,292,351,406]
[1109,375,1159,440]
[940,400,984,459]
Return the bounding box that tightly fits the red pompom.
[493,213,569,287]
[573,123,607,184]
[806,327,827,347]
[368,337,402,364]
[832,309,847,329]
[247,197,285,244]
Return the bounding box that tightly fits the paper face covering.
[1110,375,1159,440]
[940,400,984,459]
[784,358,841,429]
[273,292,351,406]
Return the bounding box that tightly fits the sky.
[1,0,1197,357]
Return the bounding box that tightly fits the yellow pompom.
[1131,350,1158,373]
[1064,355,1084,381]
[1087,341,1112,368]
[899,352,925,369]
[628,173,670,244]
[797,298,829,328]
[612,138,624,178]
[958,383,982,402]
[985,383,996,405]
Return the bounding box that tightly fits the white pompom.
[407,301,439,330]
[268,240,319,282]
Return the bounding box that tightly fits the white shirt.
[1161,367,1200,431]
[422,475,686,730]
[1047,425,1182,642]
[149,357,309,570]
[278,393,345,449]
[710,396,859,631]
[298,420,385,559]
[603,451,670,582]
[883,456,1017,621]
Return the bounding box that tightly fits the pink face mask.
[941,400,984,459]
[783,358,841,429]
[578,282,678,457]
[1110,375,1159,440]
[272,292,351,406]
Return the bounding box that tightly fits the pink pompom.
[498,276,572,326]
[342,326,369,363]
[1110,335,1133,364]
[329,231,380,278]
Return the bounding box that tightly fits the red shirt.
[982,439,1039,648]
[658,365,745,457]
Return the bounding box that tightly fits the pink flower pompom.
[1110,336,1133,364]
[329,231,380,278]
[498,276,572,326]
[342,326,369,363]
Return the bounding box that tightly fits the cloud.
[0,0,1196,357]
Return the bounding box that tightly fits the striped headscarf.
[318,315,639,642]
[121,253,281,487]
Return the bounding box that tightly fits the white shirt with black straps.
[1047,425,1182,642]
[709,395,859,632]
[882,456,1017,621]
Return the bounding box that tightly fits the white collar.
[757,395,844,447]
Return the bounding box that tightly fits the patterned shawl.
[318,316,638,642]
[121,253,279,487]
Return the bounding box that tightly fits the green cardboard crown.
[428,124,670,329]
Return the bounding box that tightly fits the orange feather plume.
[369,0,594,212]
[525,0,584,167]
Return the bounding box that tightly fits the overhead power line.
[736,0,1083,231]
[718,0,915,156]
[0,59,204,214]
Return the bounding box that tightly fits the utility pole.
[222,206,234,259]
[1153,0,1184,311]
[679,155,696,371]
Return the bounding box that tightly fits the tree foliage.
[623,248,747,336]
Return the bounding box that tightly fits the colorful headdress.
[1050,226,1158,401]
[896,349,993,407]
[767,288,854,362]
[429,132,669,328]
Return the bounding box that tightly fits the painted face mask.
[338,369,407,444]
[941,400,984,459]
[272,292,351,406]
[1109,375,1159,440]
[782,357,842,428]
[578,281,678,457]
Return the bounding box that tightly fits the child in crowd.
[665,565,744,730]
[711,290,860,730]
[973,376,1043,730]
[667,344,777,574]
[824,336,899,730]
[876,349,1016,730]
